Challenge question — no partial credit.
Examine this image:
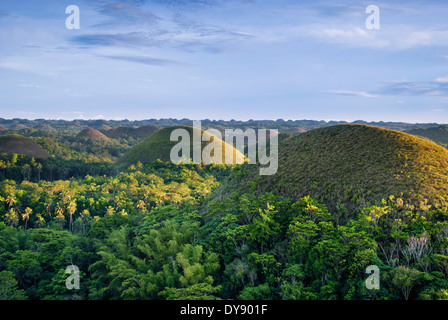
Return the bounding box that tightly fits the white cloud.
[435,76,448,84]
[324,90,378,98]
[18,84,42,88]
[247,21,448,50]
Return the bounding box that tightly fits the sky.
[1,0,448,123]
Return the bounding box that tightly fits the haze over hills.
[0,118,445,135]
[115,125,246,168]
[218,124,448,213]
[0,134,50,159]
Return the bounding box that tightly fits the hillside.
[406,125,448,146]
[0,134,51,159]
[218,124,448,211]
[115,125,245,168]
[103,124,160,140]
[76,128,110,142]
[10,123,28,130]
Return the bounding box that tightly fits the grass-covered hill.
[76,128,110,142]
[0,134,50,159]
[406,125,448,147]
[218,124,448,212]
[103,124,160,140]
[115,125,246,168]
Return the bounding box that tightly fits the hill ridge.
[0,134,51,159]
[217,124,448,211]
[115,125,246,168]
[76,127,110,142]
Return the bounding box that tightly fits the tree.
[0,271,27,300]
[21,207,32,233]
[246,204,280,253]
[7,250,42,293]
[390,266,422,300]
[159,283,222,300]
[5,194,16,210]
[401,233,432,271]
[35,163,43,182]
[67,200,77,232]
[34,214,46,228]
[5,209,19,227]
[21,164,31,181]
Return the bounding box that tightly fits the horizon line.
[0,117,445,125]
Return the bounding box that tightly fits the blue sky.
[1,0,448,122]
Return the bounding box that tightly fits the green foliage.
[1,123,448,300]
[0,270,27,300]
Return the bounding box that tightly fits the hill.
[104,125,160,140]
[10,123,28,131]
[115,125,245,168]
[406,125,448,146]
[0,134,51,159]
[33,124,57,133]
[76,128,110,142]
[218,124,448,212]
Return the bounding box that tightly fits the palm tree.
[5,195,16,210]
[21,207,32,233]
[55,213,66,228]
[67,200,77,232]
[80,209,90,235]
[34,214,46,228]
[21,164,31,181]
[5,209,19,227]
[36,163,43,182]
[106,206,115,216]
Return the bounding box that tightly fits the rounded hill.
[76,128,110,142]
[0,135,51,159]
[220,124,448,211]
[115,125,245,168]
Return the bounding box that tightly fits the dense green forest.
[1,119,448,300]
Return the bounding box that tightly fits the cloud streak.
[378,79,448,96]
[70,0,251,53]
[324,90,378,98]
[100,54,182,66]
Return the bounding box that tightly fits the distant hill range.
[217,124,448,212]
[406,125,448,146]
[0,134,50,159]
[0,118,445,135]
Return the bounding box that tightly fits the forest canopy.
[1,120,448,300]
